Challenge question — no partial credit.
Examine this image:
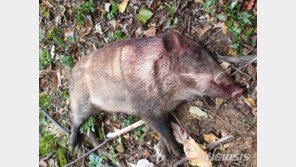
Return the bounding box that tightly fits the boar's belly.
[89,90,134,114]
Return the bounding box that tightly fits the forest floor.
[39,0,257,166]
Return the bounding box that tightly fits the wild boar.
[69,32,243,159]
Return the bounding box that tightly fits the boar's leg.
[141,112,181,158]
[70,99,92,150]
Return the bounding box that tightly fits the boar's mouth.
[210,72,243,99]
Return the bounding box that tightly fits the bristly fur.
[69,32,243,158]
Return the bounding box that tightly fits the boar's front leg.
[140,112,181,159]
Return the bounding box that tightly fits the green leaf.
[56,148,67,167]
[230,43,240,49]
[226,19,233,27]
[136,8,153,24]
[246,29,253,38]
[216,14,226,21]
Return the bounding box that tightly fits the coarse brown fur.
[69,32,243,159]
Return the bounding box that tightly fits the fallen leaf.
[246,0,254,10]
[136,8,153,24]
[109,19,117,29]
[116,144,125,153]
[95,23,103,35]
[135,26,143,37]
[39,160,48,167]
[244,97,256,108]
[222,22,228,35]
[144,149,150,157]
[215,98,224,110]
[42,0,54,8]
[219,62,230,70]
[228,48,237,56]
[196,25,212,40]
[80,16,93,37]
[247,64,256,80]
[189,106,208,119]
[203,133,218,144]
[143,24,156,37]
[216,14,226,21]
[53,69,62,89]
[64,29,74,40]
[172,122,188,144]
[184,137,212,167]
[251,107,257,116]
[129,159,154,167]
[117,0,129,13]
[195,0,204,3]
[104,3,111,12]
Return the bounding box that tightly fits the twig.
[65,138,114,167]
[39,107,70,135]
[40,151,56,161]
[217,54,257,65]
[206,135,234,151]
[39,107,106,164]
[205,29,222,45]
[173,157,189,167]
[66,120,146,166]
[88,132,124,167]
[106,120,145,138]
[230,64,252,80]
[231,57,257,76]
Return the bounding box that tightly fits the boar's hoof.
[160,137,182,159]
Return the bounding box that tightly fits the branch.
[106,120,145,138]
[206,135,234,151]
[66,120,146,166]
[217,54,257,65]
[173,157,188,167]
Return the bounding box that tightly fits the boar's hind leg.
[70,99,91,150]
[141,113,181,158]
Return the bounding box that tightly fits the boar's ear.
[163,32,186,54]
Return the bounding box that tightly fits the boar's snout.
[213,72,243,99]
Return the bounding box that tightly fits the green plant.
[203,0,216,13]
[107,31,128,43]
[39,94,52,110]
[107,1,119,20]
[39,132,57,156]
[164,1,177,16]
[56,148,67,166]
[39,48,52,70]
[73,0,95,24]
[48,28,67,48]
[89,153,104,167]
[80,116,95,136]
[57,54,73,69]
[108,146,119,165]
[225,1,256,53]
[122,116,135,127]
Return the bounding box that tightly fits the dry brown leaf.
[116,144,125,153]
[195,0,204,3]
[244,97,256,108]
[80,16,93,37]
[135,26,143,37]
[184,137,212,167]
[117,0,129,13]
[203,133,218,144]
[196,25,212,40]
[247,64,257,80]
[64,29,74,40]
[222,22,228,35]
[39,160,48,167]
[172,122,188,144]
[143,25,156,37]
[228,48,237,56]
[219,62,230,70]
[42,0,54,8]
[246,0,254,10]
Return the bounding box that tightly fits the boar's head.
[164,32,243,99]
